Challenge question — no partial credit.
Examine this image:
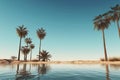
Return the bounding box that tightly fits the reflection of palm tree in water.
[37,64,50,80]
[16,64,20,74]
[15,64,35,80]
[105,64,110,80]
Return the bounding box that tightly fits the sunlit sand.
[1,59,120,65]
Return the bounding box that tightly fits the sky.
[0,0,120,61]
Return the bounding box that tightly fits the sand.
[1,59,120,64]
[7,60,120,64]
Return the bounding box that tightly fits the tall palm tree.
[111,4,120,37]
[40,50,51,62]
[16,25,28,61]
[30,44,35,61]
[36,28,46,61]
[21,46,30,61]
[25,37,32,46]
[93,14,110,61]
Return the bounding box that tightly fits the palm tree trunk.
[117,20,120,38]
[18,37,22,61]
[24,55,26,61]
[42,58,45,62]
[30,49,32,61]
[102,30,108,61]
[26,55,27,61]
[39,40,41,61]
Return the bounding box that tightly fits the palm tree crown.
[37,28,46,40]
[25,37,32,46]
[30,44,35,49]
[40,50,51,62]
[21,46,30,61]
[16,25,28,38]
[111,4,120,37]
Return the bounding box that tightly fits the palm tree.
[21,46,30,61]
[16,25,28,61]
[25,37,32,46]
[93,14,110,61]
[40,50,51,62]
[36,28,46,61]
[30,44,35,61]
[11,56,17,60]
[111,4,120,37]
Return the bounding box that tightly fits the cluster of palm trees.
[16,25,35,61]
[16,25,51,61]
[93,4,120,61]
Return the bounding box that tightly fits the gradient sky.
[0,0,120,60]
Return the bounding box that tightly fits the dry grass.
[100,57,120,61]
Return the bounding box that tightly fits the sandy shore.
[1,59,120,64]
[8,60,120,64]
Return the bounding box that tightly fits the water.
[0,63,120,80]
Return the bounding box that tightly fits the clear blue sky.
[0,0,120,60]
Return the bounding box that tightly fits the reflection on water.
[38,64,50,75]
[105,64,110,80]
[15,64,50,80]
[37,64,50,80]
[16,64,34,80]
[101,64,120,80]
[110,64,120,70]
[0,63,120,80]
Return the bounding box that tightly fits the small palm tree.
[40,50,51,62]
[30,44,35,61]
[111,4,120,37]
[21,46,30,61]
[36,28,46,61]
[93,14,110,61]
[11,56,17,60]
[16,25,28,61]
[25,37,32,46]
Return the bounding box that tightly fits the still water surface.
[0,63,120,80]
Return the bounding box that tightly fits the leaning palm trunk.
[18,37,22,61]
[117,20,120,38]
[102,30,108,61]
[39,40,41,61]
